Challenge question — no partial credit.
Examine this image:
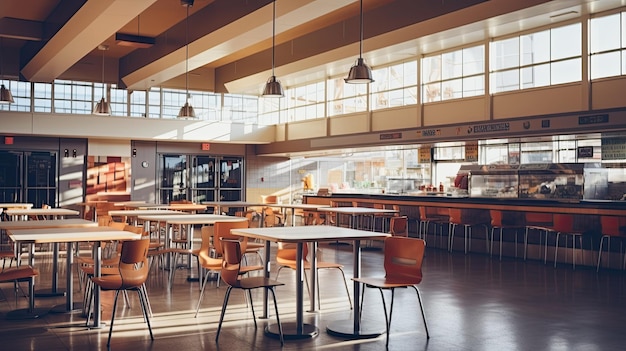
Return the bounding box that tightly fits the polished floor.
[1,233,625,351]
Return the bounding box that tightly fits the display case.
[469,164,519,198]
[518,163,584,200]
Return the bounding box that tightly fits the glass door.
[0,151,23,203]
[190,156,216,204]
[219,157,243,201]
[159,155,188,203]
[0,150,57,208]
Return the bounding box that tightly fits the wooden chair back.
[212,220,249,257]
[117,239,150,288]
[219,239,244,286]
[383,236,425,283]
[389,216,408,237]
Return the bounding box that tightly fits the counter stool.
[448,208,489,254]
[524,212,553,263]
[552,213,590,269]
[490,210,524,260]
[418,206,448,246]
[596,215,626,271]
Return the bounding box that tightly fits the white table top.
[137,214,248,225]
[108,209,188,217]
[316,207,399,215]
[5,208,80,216]
[268,203,330,210]
[0,218,97,230]
[231,225,390,243]
[121,203,207,211]
[202,201,266,208]
[7,226,141,243]
[112,201,147,206]
[0,203,34,209]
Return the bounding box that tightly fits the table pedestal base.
[5,307,49,320]
[326,319,385,339]
[265,322,319,340]
[50,302,83,314]
[34,288,66,298]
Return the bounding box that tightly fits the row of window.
[2,10,626,125]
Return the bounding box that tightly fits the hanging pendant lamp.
[178,2,196,118]
[93,45,111,115]
[0,39,15,104]
[262,0,284,97]
[345,0,373,84]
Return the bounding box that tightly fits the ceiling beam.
[0,18,43,41]
[21,0,158,82]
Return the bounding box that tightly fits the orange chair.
[389,216,409,237]
[596,215,626,271]
[523,212,553,263]
[90,239,153,346]
[552,214,589,269]
[216,238,285,345]
[448,208,489,254]
[0,266,40,319]
[418,206,448,245]
[353,236,429,347]
[276,242,352,310]
[490,210,524,260]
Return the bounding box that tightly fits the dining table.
[265,203,329,226]
[202,201,266,216]
[7,226,141,325]
[0,218,98,298]
[230,225,390,340]
[5,208,79,221]
[108,209,188,226]
[137,213,248,272]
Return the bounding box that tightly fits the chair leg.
[597,235,608,272]
[247,289,257,327]
[194,270,213,318]
[136,288,154,341]
[107,290,121,346]
[215,286,233,343]
[268,287,284,346]
[378,288,390,347]
[411,286,430,339]
[336,267,353,309]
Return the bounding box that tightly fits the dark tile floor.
[1,237,625,350]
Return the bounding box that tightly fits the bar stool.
[524,212,553,263]
[552,213,590,269]
[448,208,489,254]
[596,215,626,271]
[490,210,524,260]
[418,206,448,246]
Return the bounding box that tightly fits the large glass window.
[491,23,582,93]
[129,90,147,117]
[110,85,128,116]
[590,12,626,79]
[327,77,367,116]
[54,80,94,114]
[223,94,258,123]
[0,80,30,112]
[33,82,52,113]
[422,45,485,103]
[371,61,418,110]
[287,81,325,122]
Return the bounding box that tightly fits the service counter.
[304,193,626,268]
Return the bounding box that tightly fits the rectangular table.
[231,225,389,340]
[5,208,79,221]
[267,203,329,226]
[7,227,141,325]
[0,219,98,297]
[108,209,187,226]
[317,207,399,230]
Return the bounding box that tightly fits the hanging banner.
[419,147,431,164]
[465,141,478,162]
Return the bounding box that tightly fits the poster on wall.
[419,147,431,164]
[465,141,478,162]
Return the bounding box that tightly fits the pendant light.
[178,1,196,118]
[262,0,284,97]
[93,45,111,115]
[345,0,374,84]
[0,38,14,104]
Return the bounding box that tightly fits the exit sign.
[201,143,210,151]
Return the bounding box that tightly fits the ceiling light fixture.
[116,15,155,48]
[0,38,14,104]
[262,0,284,97]
[178,1,196,118]
[345,0,373,84]
[93,45,111,115]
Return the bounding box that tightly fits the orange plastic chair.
[419,206,448,245]
[523,212,553,263]
[90,239,153,346]
[490,210,524,260]
[389,216,408,237]
[0,266,39,318]
[353,236,429,347]
[448,208,489,254]
[552,214,589,269]
[276,242,352,310]
[596,215,626,271]
[216,238,285,345]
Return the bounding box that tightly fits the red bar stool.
[448,208,490,254]
[524,212,553,263]
[596,215,626,271]
[490,210,524,260]
[418,206,448,246]
[552,213,590,269]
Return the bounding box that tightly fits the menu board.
[465,141,478,162]
[419,147,431,164]
[601,137,626,160]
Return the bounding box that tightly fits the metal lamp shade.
[0,84,14,104]
[344,58,374,84]
[177,102,196,118]
[262,75,284,97]
[93,97,111,115]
